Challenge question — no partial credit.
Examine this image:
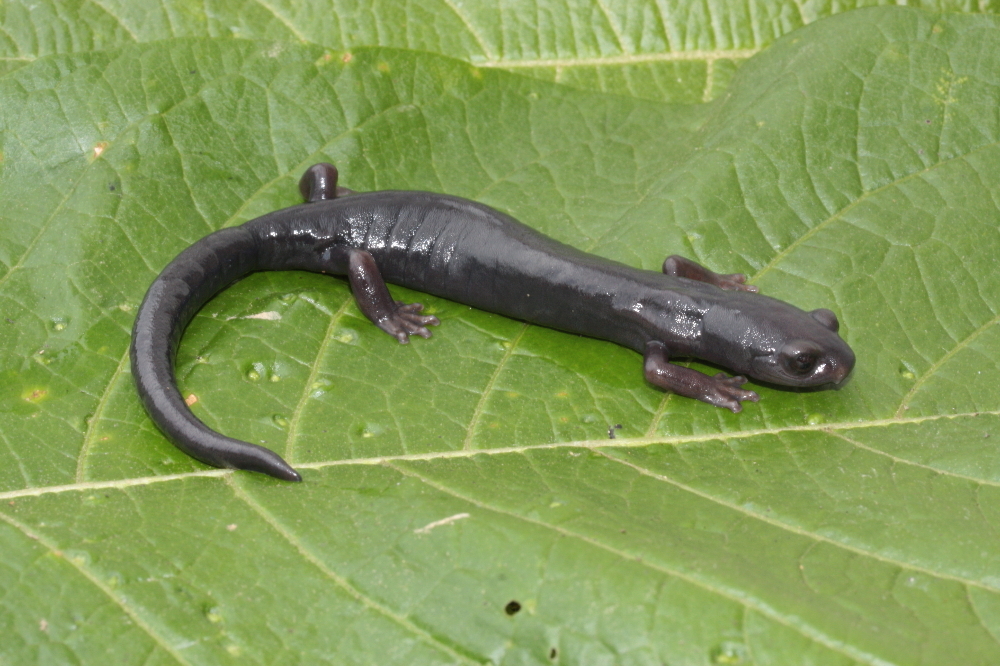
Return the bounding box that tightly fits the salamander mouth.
[830,362,852,386]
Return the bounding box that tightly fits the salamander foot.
[703,373,760,413]
[643,341,760,412]
[662,255,758,292]
[386,302,440,343]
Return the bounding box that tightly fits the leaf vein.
[753,138,1000,282]
[0,510,191,665]
[479,49,759,69]
[599,447,999,594]
[389,461,893,666]
[225,476,480,664]
[7,410,999,502]
[895,309,1000,416]
[76,350,131,483]
[285,297,354,463]
[462,323,528,450]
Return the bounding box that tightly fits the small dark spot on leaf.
[504,600,521,616]
[108,183,116,191]
[190,69,197,75]
[549,647,557,659]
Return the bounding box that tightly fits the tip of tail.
[262,458,303,482]
[232,447,303,482]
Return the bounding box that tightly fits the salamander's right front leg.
[345,248,439,343]
[643,341,759,412]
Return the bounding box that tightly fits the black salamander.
[131,163,855,482]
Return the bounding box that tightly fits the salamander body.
[131,164,855,481]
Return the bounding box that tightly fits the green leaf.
[0,0,995,100]
[3,4,1000,665]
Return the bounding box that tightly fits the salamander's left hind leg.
[343,248,439,343]
[299,163,356,202]
[662,255,758,292]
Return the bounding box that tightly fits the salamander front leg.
[299,163,356,202]
[643,341,759,412]
[346,248,440,343]
[662,255,758,293]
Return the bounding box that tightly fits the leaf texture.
[2,4,1000,665]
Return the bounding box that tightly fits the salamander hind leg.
[643,341,759,412]
[299,163,356,202]
[346,248,440,343]
[662,255,758,292]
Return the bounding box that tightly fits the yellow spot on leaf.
[934,69,968,107]
[24,388,47,402]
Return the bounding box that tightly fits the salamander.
[131,163,855,482]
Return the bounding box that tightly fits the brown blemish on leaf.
[24,388,47,402]
[91,141,109,161]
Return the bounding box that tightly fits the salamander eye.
[780,340,821,375]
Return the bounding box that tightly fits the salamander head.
[702,299,855,388]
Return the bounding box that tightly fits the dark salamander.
[131,164,855,482]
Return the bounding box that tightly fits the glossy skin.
[131,164,855,481]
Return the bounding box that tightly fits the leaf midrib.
[20,409,999,500]
[7,410,999,603]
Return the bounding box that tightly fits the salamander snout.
[829,350,855,385]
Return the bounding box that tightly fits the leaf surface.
[2,4,1000,665]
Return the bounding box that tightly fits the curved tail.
[130,225,302,482]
